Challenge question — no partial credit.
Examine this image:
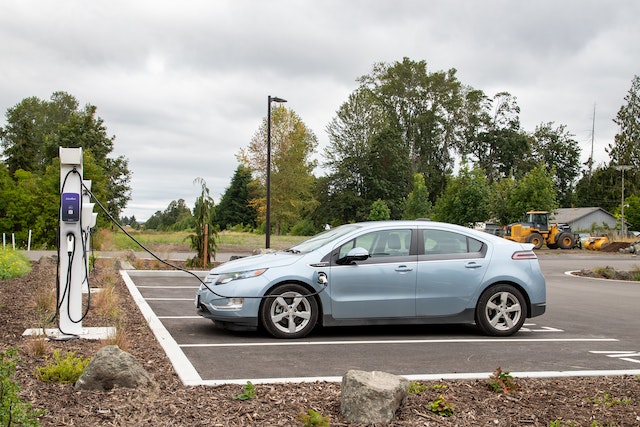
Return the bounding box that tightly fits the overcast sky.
[1,1,638,221]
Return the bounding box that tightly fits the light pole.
[614,165,632,237]
[266,95,287,249]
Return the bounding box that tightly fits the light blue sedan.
[196,221,546,339]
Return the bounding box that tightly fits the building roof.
[551,207,610,224]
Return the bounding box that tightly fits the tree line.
[1,60,639,249]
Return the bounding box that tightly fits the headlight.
[215,268,267,285]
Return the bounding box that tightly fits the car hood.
[210,251,305,274]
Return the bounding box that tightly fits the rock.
[340,370,409,425]
[75,345,154,391]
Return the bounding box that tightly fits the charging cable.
[81,181,328,300]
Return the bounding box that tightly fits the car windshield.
[284,224,361,253]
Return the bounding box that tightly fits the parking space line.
[179,337,618,348]
[121,271,202,385]
[145,298,193,301]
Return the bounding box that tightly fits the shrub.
[34,350,90,384]
[0,249,31,279]
[1,347,44,426]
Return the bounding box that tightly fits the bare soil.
[2,256,640,426]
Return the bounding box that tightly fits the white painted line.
[194,368,640,386]
[158,316,203,319]
[179,337,618,348]
[146,298,194,301]
[621,358,640,364]
[136,286,200,289]
[120,270,202,385]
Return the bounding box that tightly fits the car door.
[329,228,417,319]
[415,227,489,316]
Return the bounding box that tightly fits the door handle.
[395,265,413,273]
[465,262,482,269]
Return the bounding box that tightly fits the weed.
[487,367,519,393]
[1,347,45,426]
[0,249,31,279]
[593,266,616,279]
[24,337,50,357]
[587,392,631,407]
[233,381,256,400]
[407,381,427,395]
[101,321,131,352]
[297,409,330,427]
[428,394,454,417]
[92,281,122,319]
[34,349,90,384]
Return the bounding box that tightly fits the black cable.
[81,182,327,300]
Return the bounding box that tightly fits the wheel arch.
[479,280,532,319]
[258,279,325,326]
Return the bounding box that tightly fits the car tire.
[475,284,527,336]
[260,283,318,339]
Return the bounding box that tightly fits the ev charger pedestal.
[58,147,85,336]
[24,147,113,340]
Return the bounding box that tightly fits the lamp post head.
[270,96,287,103]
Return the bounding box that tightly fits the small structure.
[553,207,626,232]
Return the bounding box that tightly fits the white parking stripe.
[179,337,618,348]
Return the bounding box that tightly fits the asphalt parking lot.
[121,253,640,385]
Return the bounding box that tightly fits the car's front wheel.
[260,283,318,339]
[475,284,527,336]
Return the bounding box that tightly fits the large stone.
[340,370,409,425]
[75,345,154,391]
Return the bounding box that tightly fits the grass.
[96,229,307,252]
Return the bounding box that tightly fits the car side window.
[423,230,484,255]
[338,229,412,259]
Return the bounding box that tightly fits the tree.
[188,178,217,267]
[464,92,533,183]
[367,199,391,221]
[144,199,192,231]
[621,194,640,232]
[0,92,131,221]
[507,163,559,223]
[403,173,431,219]
[607,75,640,168]
[358,58,468,203]
[489,176,517,226]
[574,165,623,213]
[215,164,257,230]
[239,105,318,234]
[432,166,490,226]
[531,122,581,207]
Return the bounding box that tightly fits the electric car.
[195,221,546,339]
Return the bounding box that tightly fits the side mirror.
[338,247,370,264]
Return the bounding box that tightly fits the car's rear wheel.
[475,284,527,336]
[260,283,318,339]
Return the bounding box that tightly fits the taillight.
[512,250,537,260]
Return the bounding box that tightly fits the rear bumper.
[530,303,546,317]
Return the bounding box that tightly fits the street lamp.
[266,95,287,249]
[614,165,632,237]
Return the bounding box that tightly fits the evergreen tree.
[215,165,257,230]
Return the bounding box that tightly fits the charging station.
[27,147,111,340]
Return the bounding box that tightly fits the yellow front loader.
[504,211,577,250]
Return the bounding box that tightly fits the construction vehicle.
[504,211,577,249]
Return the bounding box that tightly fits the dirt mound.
[601,241,631,252]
